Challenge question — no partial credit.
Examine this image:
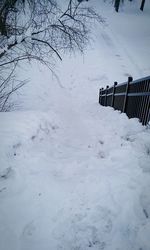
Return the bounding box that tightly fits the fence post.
[142,79,150,125]
[99,88,102,104]
[111,81,117,107]
[123,76,133,113]
[99,88,104,105]
[104,85,109,106]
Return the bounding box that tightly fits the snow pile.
[0,104,150,250]
[0,0,150,250]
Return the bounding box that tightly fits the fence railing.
[99,76,150,125]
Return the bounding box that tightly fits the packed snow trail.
[0,92,150,250]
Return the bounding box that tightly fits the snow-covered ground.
[0,1,150,250]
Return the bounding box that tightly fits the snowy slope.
[0,1,150,250]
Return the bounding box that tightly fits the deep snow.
[0,1,150,250]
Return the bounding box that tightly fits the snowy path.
[0,90,150,250]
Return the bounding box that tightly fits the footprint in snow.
[115,54,121,58]
[12,142,22,156]
[0,187,7,193]
[22,220,36,238]
[140,193,150,219]
[0,167,14,180]
[97,151,105,159]
[99,140,104,145]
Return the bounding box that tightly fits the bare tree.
[0,0,103,110]
[0,64,27,111]
[108,0,146,12]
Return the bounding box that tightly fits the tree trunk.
[114,0,121,12]
[140,0,145,11]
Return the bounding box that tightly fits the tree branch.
[31,37,62,61]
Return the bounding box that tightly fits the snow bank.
[0,103,150,250]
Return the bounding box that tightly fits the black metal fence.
[99,76,150,125]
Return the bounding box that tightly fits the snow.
[0,1,150,250]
